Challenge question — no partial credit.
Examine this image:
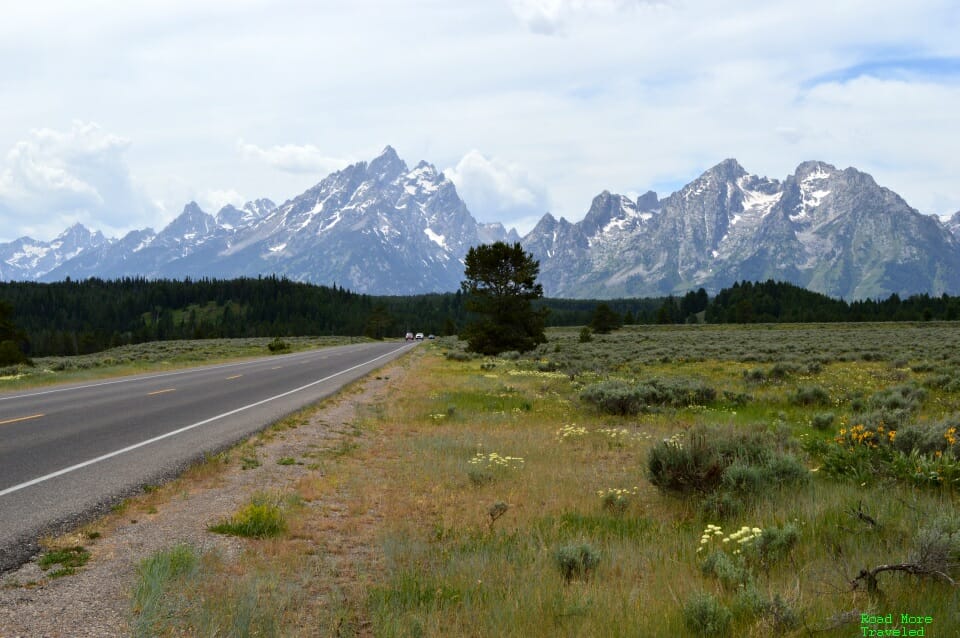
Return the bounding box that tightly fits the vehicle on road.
[405,332,414,341]
[415,333,424,340]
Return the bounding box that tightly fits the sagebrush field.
[126,323,960,636]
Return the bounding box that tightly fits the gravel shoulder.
[0,360,404,638]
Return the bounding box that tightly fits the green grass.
[131,544,299,637]
[125,325,960,636]
[38,546,90,578]
[208,495,287,538]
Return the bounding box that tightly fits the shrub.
[581,378,717,415]
[467,468,495,486]
[721,463,768,495]
[769,362,801,380]
[267,337,290,353]
[580,380,644,415]
[0,340,31,366]
[683,592,732,635]
[853,408,914,430]
[923,374,953,390]
[639,378,716,407]
[698,492,743,520]
[764,454,811,485]
[554,543,600,583]
[597,487,638,515]
[893,417,960,457]
[910,514,960,573]
[755,523,801,566]
[578,327,593,343]
[811,412,835,431]
[766,593,801,630]
[209,496,287,538]
[868,384,926,413]
[647,429,724,494]
[788,385,830,406]
[722,390,752,406]
[700,550,750,589]
[647,425,806,497]
[446,351,472,362]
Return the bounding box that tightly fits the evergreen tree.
[0,300,31,366]
[363,302,394,339]
[589,302,622,334]
[460,242,548,354]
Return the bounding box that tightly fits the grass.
[131,544,301,638]
[38,546,90,578]
[124,325,960,636]
[208,495,288,538]
[0,335,370,391]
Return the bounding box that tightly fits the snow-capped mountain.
[946,211,960,240]
[0,224,109,281]
[522,160,960,299]
[3,149,958,299]
[29,147,517,293]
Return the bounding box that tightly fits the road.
[0,340,414,572]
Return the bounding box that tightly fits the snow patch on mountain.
[424,228,446,249]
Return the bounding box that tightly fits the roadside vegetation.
[120,323,960,635]
[0,335,368,390]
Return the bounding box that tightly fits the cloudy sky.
[1,0,958,242]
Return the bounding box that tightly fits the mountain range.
[2,146,958,300]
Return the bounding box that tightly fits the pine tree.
[460,242,548,354]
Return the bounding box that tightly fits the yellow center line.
[0,413,45,426]
[226,374,243,380]
[147,388,176,396]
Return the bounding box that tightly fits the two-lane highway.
[0,340,414,572]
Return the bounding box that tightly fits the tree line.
[1,276,958,359]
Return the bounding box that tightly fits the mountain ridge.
[2,149,958,300]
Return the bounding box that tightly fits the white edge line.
[0,342,374,402]
[0,343,412,498]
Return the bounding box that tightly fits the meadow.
[121,323,960,636]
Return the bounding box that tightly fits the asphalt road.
[0,340,414,572]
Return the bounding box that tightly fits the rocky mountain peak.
[243,198,276,217]
[947,211,960,238]
[635,190,659,211]
[367,145,408,183]
[581,191,639,237]
[181,201,206,217]
[55,223,93,241]
[795,160,837,178]
[158,202,216,244]
[530,212,559,235]
[215,204,244,228]
[706,158,748,182]
[51,223,107,254]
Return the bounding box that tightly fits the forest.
[0,277,958,358]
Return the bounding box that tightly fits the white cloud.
[507,0,664,34]
[0,122,160,241]
[445,150,550,234]
[1,1,958,243]
[238,140,349,175]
